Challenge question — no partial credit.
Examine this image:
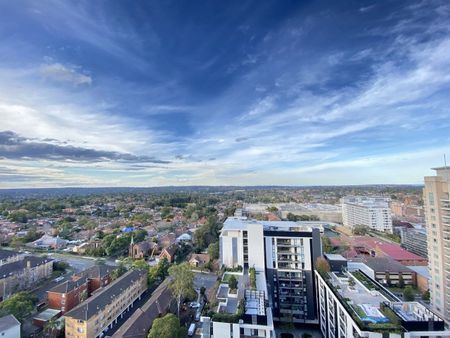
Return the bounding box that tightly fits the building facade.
[424,166,450,321]
[47,277,89,314]
[400,228,428,259]
[64,269,147,338]
[0,256,53,301]
[219,217,322,324]
[315,268,449,338]
[342,196,393,233]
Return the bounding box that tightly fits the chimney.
[26,260,31,269]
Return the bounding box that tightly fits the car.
[188,323,196,336]
[189,302,200,308]
[54,276,65,283]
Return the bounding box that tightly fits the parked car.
[188,323,196,336]
[189,302,200,308]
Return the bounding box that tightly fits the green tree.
[168,263,195,316]
[131,259,150,271]
[422,289,430,301]
[403,285,415,301]
[111,263,127,280]
[208,241,219,260]
[322,236,333,253]
[147,313,184,338]
[228,275,238,290]
[0,292,35,322]
[44,318,59,338]
[148,258,170,287]
[266,206,278,213]
[315,257,331,276]
[398,274,405,288]
[353,224,369,235]
[249,267,256,289]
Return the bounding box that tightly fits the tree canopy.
[169,262,195,315]
[147,313,185,338]
[0,292,36,322]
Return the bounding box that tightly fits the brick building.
[64,269,147,338]
[47,277,89,313]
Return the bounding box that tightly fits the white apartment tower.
[424,166,450,321]
[341,196,393,233]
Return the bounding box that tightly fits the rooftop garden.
[212,299,245,323]
[351,270,398,302]
[323,272,404,334]
[249,267,256,290]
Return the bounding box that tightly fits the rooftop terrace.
[323,270,445,333]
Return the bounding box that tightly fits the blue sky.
[1,1,450,187]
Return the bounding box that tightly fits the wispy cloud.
[0,1,449,187]
[40,63,92,85]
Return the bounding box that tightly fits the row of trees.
[286,213,320,221]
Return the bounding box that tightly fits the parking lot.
[194,271,217,291]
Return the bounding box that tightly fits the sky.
[1,0,450,188]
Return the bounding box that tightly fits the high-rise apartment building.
[342,196,393,233]
[316,255,449,338]
[219,217,322,324]
[424,166,450,320]
[400,227,428,259]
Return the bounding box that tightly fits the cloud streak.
[40,63,92,85]
[0,131,169,163]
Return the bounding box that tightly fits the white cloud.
[40,63,92,85]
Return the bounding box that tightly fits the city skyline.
[1,1,450,188]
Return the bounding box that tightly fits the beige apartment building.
[424,166,450,321]
[65,269,147,338]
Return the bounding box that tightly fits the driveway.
[194,272,217,291]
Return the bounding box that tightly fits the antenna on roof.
[445,154,448,168]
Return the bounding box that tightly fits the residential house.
[159,245,177,263]
[189,253,210,268]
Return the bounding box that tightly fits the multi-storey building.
[424,166,450,321]
[316,255,450,338]
[72,264,113,295]
[0,249,22,266]
[0,255,53,301]
[400,227,428,259]
[48,277,89,314]
[342,196,393,233]
[219,217,322,324]
[64,269,147,338]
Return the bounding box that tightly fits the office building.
[219,217,322,324]
[424,166,450,320]
[316,256,450,338]
[400,227,428,259]
[64,269,147,338]
[342,196,393,233]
